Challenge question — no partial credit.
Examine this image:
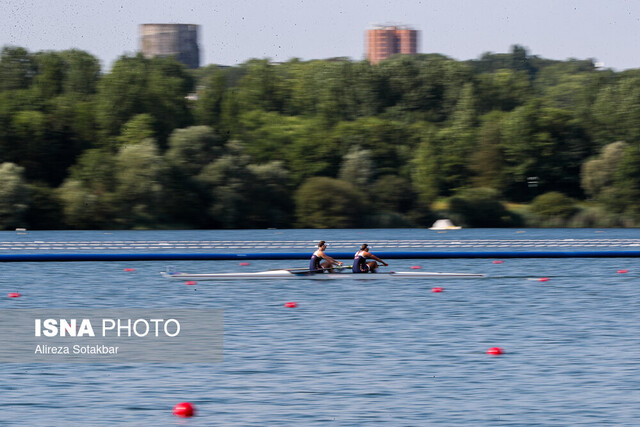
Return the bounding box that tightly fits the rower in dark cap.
[352,244,388,273]
[310,241,343,273]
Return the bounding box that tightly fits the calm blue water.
[1,229,639,426]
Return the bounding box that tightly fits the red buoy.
[123,268,135,272]
[410,265,422,269]
[184,281,197,286]
[617,269,628,274]
[538,277,550,282]
[284,302,298,308]
[492,260,503,264]
[172,402,196,418]
[486,347,504,355]
[239,262,250,266]
[431,287,444,293]
[7,292,21,298]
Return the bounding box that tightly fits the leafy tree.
[0,46,638,228]
[429,127,470,194]
[165,125,223,176]
[447,188,517,227]
[329,117,411,177]
[338,147,373,189]
[117,114,155,148]
[146,56,195,144]
[379,54,473,123]
[47,94,98,156]
[529,191,578,220]
[534,61,597,113]
[581,141,628,201]
[0,46,36,92]
[294,177,366,228]
[24,183,63,229]
[194,139,293,228]
[156,166,208,228]
[59,49,101,95]
[235,113,335,185]
[612,142,640,215]
[236,110,302,164]
[10,110,47,176]
[372,174,415,214]
[195,145,253,228]
[235,59,290,114]
[475,69,532,113]
[96,54,193,147]
[58,148,117,228]
[215,86,242,138]
[410,90,479,203]
[280,59,320,116]
[0,90,42,168]
[411,124,441,205]
[510,45,534,75]
[471,45,540,77]
[194,68,228,130]
[470,111,506,191]
[10,105,92,186]
[246,161,293,227]
[67,148,117,193]
[33,51,65,99]
[58,179,116,229]
[314,60,362,125]
[112,139,169,227]
[0,162,29,229]
[95,54,149,139]
[592,73,640,146]
[500,100,591,200]
[286,59,383,121]
[436,82,478,193]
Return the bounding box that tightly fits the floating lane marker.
[173,402,196,418]
[617,269,629,274]
[486,347,504,355]
[7,292,21,298]
[284,302,298,308]
[431,287,444,293]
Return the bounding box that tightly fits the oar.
[271,265,352,272]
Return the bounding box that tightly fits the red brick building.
[366,25,418,64]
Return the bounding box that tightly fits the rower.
[352,244,388,273]
[310,241,343,273]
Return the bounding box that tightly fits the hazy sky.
[2,0,640,71]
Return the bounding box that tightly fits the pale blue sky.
[2,0,640,70]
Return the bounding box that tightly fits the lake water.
[1,229,638,426]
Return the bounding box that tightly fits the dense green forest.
[0,44,639,229]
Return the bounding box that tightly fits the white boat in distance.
[161,269,485,281]
[429,219,462,230]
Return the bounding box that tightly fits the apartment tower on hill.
[366,25,418,64]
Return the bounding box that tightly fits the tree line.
[0,44,639,229]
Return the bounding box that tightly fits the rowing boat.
[161,269,485,281]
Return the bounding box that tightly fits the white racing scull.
[161,267,485,281]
